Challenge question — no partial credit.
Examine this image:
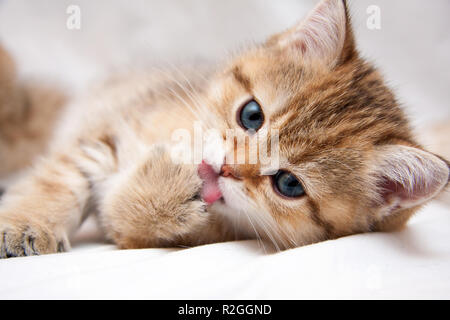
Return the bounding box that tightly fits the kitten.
[421,120,450,206]
[0,0,448,257]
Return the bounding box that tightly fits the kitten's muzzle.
[220,164,242,181]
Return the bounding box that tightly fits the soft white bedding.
[1,201,449,300]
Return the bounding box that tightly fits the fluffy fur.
[0,0,448,257]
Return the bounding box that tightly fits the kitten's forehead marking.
[270,108,298,129]
[231,66,252,92]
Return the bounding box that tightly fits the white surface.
[0,202,449,300]
[0,0,449,299]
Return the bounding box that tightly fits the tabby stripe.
[307,198,334,238]
[231,66,252,92]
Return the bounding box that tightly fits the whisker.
[232,187,284,252]
[158,64,213,124]
[162,63,219,131]
[241,209,267,254]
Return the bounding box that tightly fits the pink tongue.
[198,161,222,205]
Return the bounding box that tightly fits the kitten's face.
[200,0,449,249]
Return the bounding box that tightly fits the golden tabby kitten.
[0,0,448,258]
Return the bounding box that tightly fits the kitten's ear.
[267,0,356,67]
[372,145,449,214]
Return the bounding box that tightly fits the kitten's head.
[200,0,450,249]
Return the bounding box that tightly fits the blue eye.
[238,100,264,131]
[273,171,305,198]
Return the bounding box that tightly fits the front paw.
[0,216,69,258]
[102,145,209,248]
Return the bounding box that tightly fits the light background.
[0,0,449,130]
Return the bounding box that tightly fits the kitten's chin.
[207,177,258,238]
[208,200,256,239]
[198,162,261,238]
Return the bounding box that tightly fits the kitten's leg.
[0,45,23,122]
[0,153,91,258]
[0,45,66,178]
[99,145,212,249]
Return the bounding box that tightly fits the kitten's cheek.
[217,178,243,210]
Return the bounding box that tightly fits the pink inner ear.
[379,178,424,205]
[375,146,450,210]
[279,0,347,65]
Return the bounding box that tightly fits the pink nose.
[220,164,241,180]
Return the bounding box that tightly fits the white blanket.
[1,201,449,299]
